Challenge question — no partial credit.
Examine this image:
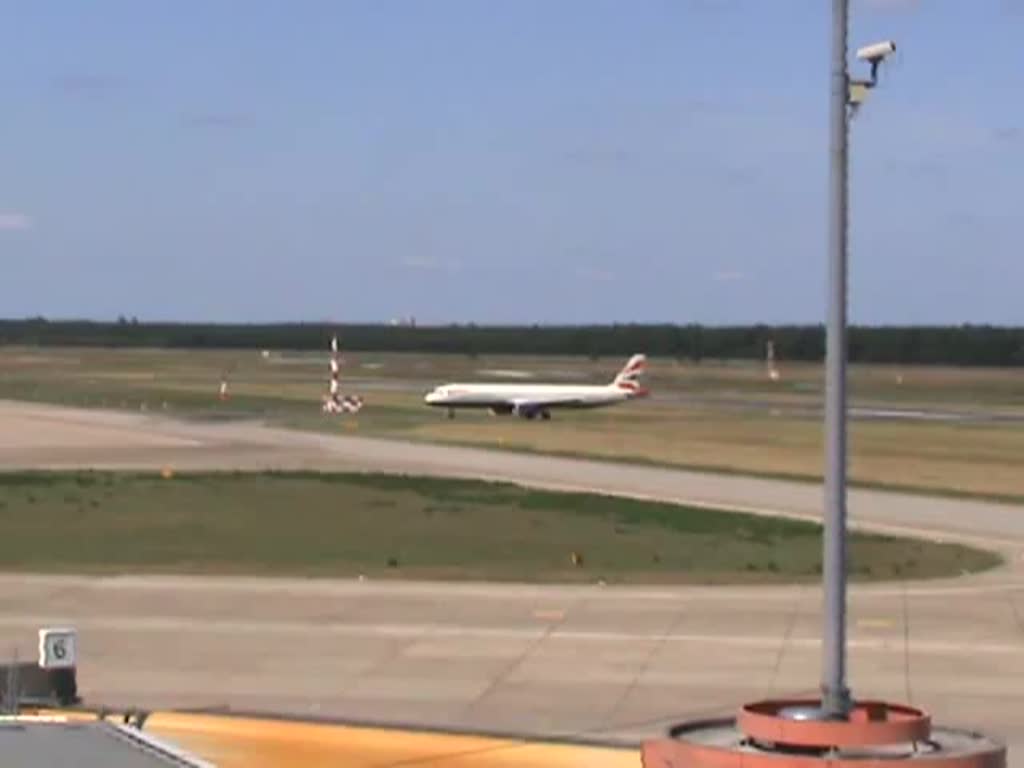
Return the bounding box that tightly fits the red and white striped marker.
[322,335,364,414]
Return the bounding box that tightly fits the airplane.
[423,354,648,420]
[321,335,364,415]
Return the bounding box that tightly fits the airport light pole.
[821,0,852,720]
[821,0,895,720]
[645,11,1007,765]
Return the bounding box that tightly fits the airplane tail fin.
[612,354,648,395]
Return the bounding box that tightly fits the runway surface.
[1,400,1022,759]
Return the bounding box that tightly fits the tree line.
[2,318,1023,367]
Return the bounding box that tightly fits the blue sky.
[1,1,1021,325]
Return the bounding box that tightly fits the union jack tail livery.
[612,354,648,394]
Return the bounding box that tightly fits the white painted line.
[0,615,1016,656]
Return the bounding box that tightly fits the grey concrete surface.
[0,401,1021,759]
[0,574,1021,752]
[0,721,188,768]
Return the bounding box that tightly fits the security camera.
[851,39,897,96]
[855,41,896,64]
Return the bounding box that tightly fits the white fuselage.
[424,382,640,415]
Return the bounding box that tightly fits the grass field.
[1,346,1023,500]
[0,471,1000,583]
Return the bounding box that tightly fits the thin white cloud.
[55,75,118,96]
[401,256,460,273]
[858,0,920,10]
[187,112,246,129]
[577,267,616,283]
[993,127,1021,144]
[0,212,32,231]
[712,270,748,282]
[403,256,441,270]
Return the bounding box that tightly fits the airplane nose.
[424,391,437,404]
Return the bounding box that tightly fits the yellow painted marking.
[856,618,894,629]
[144,712,637,768]
[29,708,635,767]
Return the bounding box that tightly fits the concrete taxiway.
[2,401,1021,547]
[0,400,1022,760]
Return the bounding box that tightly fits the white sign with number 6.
[38,627,77,669]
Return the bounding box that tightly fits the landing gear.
[513,407,551,421]
[446,408,456,420]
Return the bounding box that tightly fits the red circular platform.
[739,699,931,748]
[641,699,1006,768]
